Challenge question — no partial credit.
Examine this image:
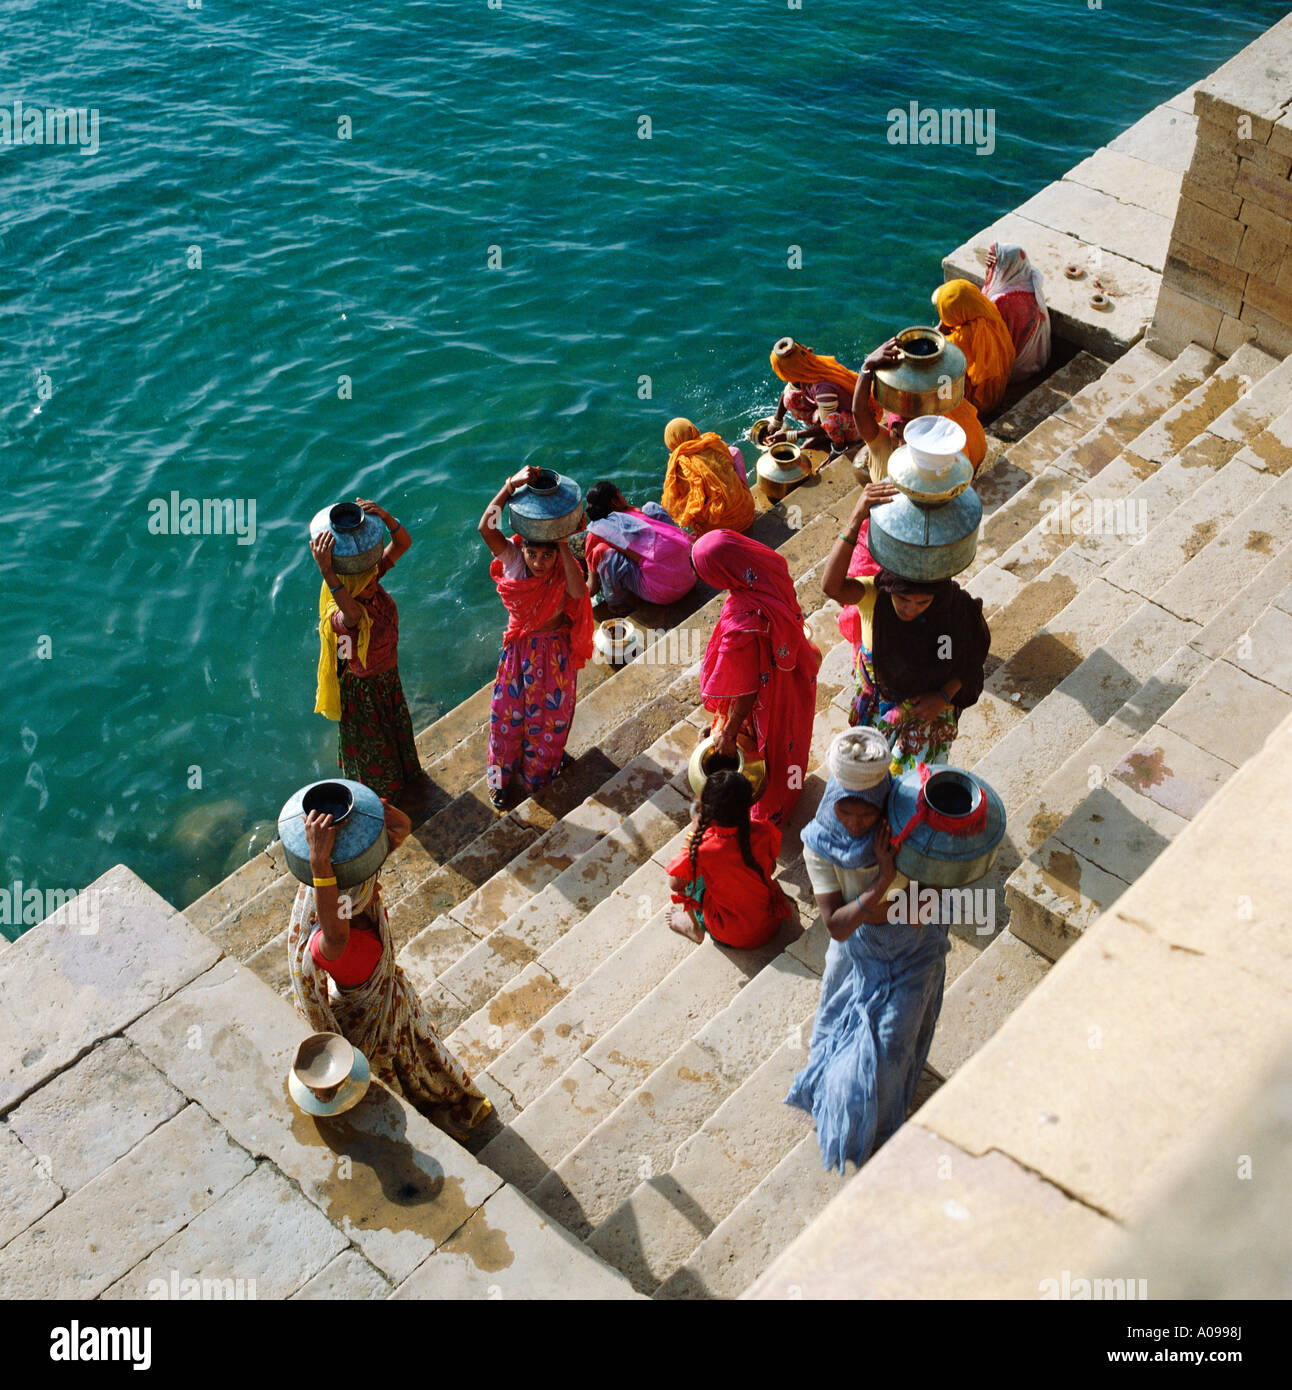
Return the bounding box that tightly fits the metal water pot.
[871,327,966,418]
[309,502,386,574]
[277,779,389,888]
[887,765,1005,887]
[867,488,982,582]
[508,469,585,541]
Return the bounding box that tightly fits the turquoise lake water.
[1,0,1285,931]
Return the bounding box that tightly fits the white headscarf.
[984,242,1051,379]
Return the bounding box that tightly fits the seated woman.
[932,279,1016,414]
[288,800,492,1138]
[583,480,696,616]
[984,241,1051,380]
[824,483,991,775]
[694,529,819,828]
[311,497,424,805]
[767,337,864,456]
[665,768,795,948]
[785,729,950,1172]
[850,338,987,483]
[661,418,755,537]
[478,467,594,809]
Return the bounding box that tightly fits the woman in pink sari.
[693,530,820,827]
[478,467,595,810]
[583,480,696,616]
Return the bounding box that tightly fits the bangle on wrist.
[388,517,403,533]
[838,531,859,546]
[328,582,345,595]
[312,874,337,888]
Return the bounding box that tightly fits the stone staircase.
[174,333,1292,1297]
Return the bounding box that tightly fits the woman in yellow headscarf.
[932,280,1016,415]
[661,418,756,536]
[767,337,865,454]
[311,497,424,804]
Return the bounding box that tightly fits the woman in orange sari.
[932,279,1016,414]
[661,418,755,536]
[767,338,864,455]
[693,530,819,828]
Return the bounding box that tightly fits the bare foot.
[667,903,705,944]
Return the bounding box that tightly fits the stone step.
[582,1014,820,1294]
[521,944,823,1237]
[983,341,1279,588]
[926,928,1053,1080]
[985,349,1112,446]
[652,1132,849,1300]
[966,343,1215,577]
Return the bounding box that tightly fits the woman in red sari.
[478,467,594,810]
[693,530,820,827]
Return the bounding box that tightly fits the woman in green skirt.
[311,497,424,804]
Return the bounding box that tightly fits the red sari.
[665,821,790,949]
[692,530,819,826]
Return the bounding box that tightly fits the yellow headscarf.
[769,340,859,397]
[314,568,378,721]
[932,280,1016,414]
[661,420,755,536]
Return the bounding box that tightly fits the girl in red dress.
[665,769,794,948]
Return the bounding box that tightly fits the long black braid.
[689,770,769,888]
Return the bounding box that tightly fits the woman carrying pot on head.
[766,338,864,457]
[823,484,991,776]
[786,729,950,1172]
[693,529,820,828]
[287,800,492,1137]
[478,466,595,810]
[312,497,425,806]
[850,338,987,485]
[660,418,755,538]
[583,480,696,618]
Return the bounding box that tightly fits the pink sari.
[693,530,819,826]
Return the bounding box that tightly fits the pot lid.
[293,1033,355,1091]
[277,778,386,885]
[887,767,1006,862]
[888,447,974,505]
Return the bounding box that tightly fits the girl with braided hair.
[664,769,794,948]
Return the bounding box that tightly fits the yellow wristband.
[312,875,337,888]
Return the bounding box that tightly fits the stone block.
[396,916,480,986]
[1051,778,1190,886]
[125,957,503,1285]
[745,1124,1116,1300]
[392,1183,639,1300]
[1110,725,1238,821]
[1234,223,1290,278]
[1107,102,1197,175]
[185,851,282,933]
[1180,173,1242,219]
[0,866,221,1113]
[1063,148,1183,220]
[916,911,1292,1222]
[206,873,300,963]
[445,962,568,1076]
[1016,180,1174,273]
[1243,271,1292,325]
[1215,311,1258,356]
[0,1104,253,1298]
[1238,195,1292,244]
[1161,247,1245,318]
[1005,843,1129,961]
[6,1036,186,1196]
[1172,196,1244,262]
[102,1163,348,1300]
[926,929,1052,1081]
[1224,605,1292,695]
[291,1248,391,1299]
[1237,302,1292,357]
[1235,157,1292,222]
[0,1122,62,1250]
[1160,658,1292,766]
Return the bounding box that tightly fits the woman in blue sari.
[786,729,950,1172]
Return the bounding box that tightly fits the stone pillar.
[1149,18,1292,359]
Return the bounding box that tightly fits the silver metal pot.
[867,488,982,582]
[887,766,1005,887]
[508,470,585,541]
[309,503,386,574]
[277,779,389,888]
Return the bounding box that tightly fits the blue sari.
[786,780,950,1172]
